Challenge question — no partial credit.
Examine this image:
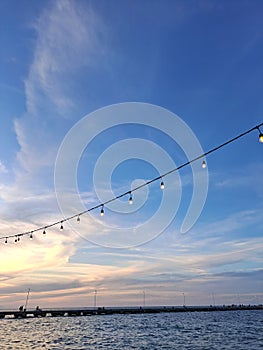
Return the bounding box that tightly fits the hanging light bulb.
[202,160,207,169]
[77,215,80,223]
[129,192,133,205]
[17,236,20,242]
[14,236,17,243]
[160,180,165,190]
[257,127,263,143]
[30,232,33,240]
[43,228,46,235]
[5,238,7,244]
[100,205,104,217]
[60,222,64,230]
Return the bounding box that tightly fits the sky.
[0,0,262,309]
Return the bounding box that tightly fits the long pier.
[0,304,262,319]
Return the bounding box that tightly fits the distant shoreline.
[0,304,262,319]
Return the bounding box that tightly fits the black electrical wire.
[1,122,262,244]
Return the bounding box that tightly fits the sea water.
[0,310,262,349]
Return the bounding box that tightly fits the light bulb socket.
[257,126,263,143]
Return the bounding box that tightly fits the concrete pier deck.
[0,304,262,319]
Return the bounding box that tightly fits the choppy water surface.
[0,310,262,349]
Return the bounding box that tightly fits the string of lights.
[1,123,262,244]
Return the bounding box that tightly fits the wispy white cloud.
[13,118,57,174]
[10,0,106,186]
[25,0,105,115]
[0,0,106,220]
[211,163,263,195]
[193,209,262,238]
[0,160,7,174]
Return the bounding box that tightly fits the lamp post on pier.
[182,293,185,307]
[94,290,97,309]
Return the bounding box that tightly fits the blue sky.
[0,0,262,308]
